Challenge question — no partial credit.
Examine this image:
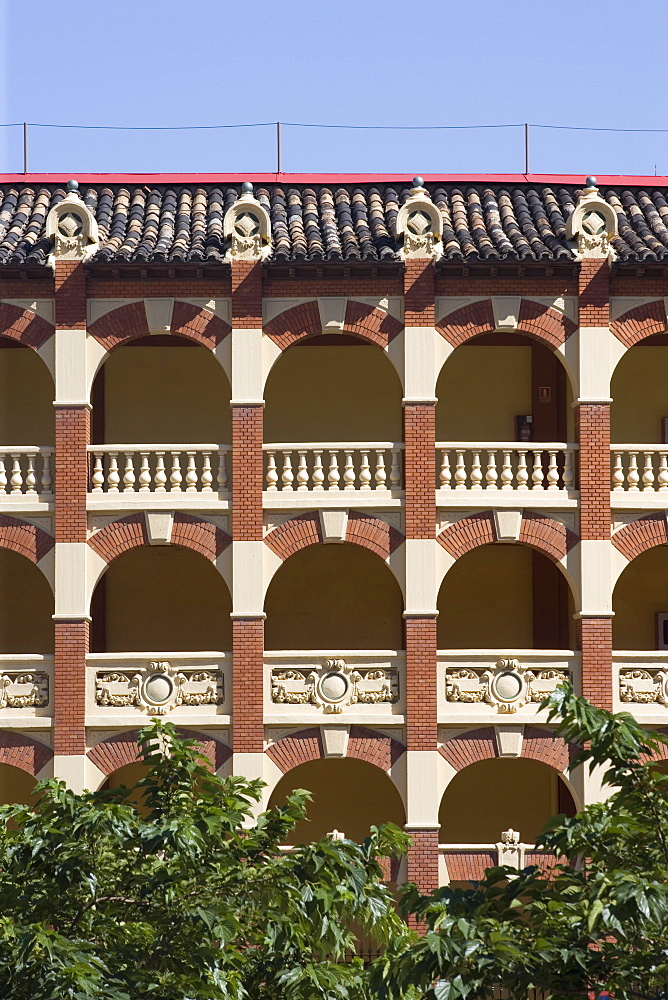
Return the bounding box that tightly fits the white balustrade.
[88,445,230,494]
[263,444,403,491]
[0,448,54,497]
[611,446,668,492]
[436,443,576,492]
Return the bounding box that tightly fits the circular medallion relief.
[144,673,174,706]
[317,671,349,705]
[58,211,84,237]
[491,669,523,704]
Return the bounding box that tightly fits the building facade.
[0,171,667,888]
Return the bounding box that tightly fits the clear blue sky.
[2,0,668,177]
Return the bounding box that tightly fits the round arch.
[87,728,231,785]
[612,543,668,650]
[0,731,52,778]
[87,300,230,354]
[263,300,402,352]
[0,302,53,352]
[610,299,667,350]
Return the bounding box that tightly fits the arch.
[263,300,402,350]
[0,515,54,568]
[612,513,668,562]
[265,511,404,563]
[266,726,405,774]
[612,544,668,650]
[610,299,666,349]
[437,511,577,565]
[0,302,53,351]
[436,299,576,353]
[87,728,231,779]
[0,731,52,776]
[88,512,230,566]
[439,726,576,775]
[87,300,230,353]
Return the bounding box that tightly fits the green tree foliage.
[375,684,668,1000]
[0,723,410,1000]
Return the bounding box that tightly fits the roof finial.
[66,178,79,194]
[584,175,598,192]
[411,175,426,194]
[241,180,254,196]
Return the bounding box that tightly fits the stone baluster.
[375,449,387,490]
[265,451,278,491]
[155,452,168,492]
[642,452,655,491]
[170,452,183,491]
[281,451,294,491]
[296,450,309,491]
[216,449,229,491]
[500,449,513,489]
[343,450,356,490]
[90,453,104,493]
[658,452,668,492]
[0,455,6,494]
[516,449,529,490]
[627,451,640,491]
[439,449,451,489]
[359,450,372,490]
[201,452,213,492]
[563,449,574,490]
[389,448,402,489]
[484,450,497,489]
[531,451,544,490]
[138,452,151,492]
[328,450,340,490]
[122,452,135,492]
[611,451,624,491]
[454,449,467,489]
[547,449,559,490]
[107,452,120,493]
[40,451,53,494]
[24,454,37,494]
[184,451,197,492]
[9,453,22,494]
[312,450,324,490]
[470,450,482,490]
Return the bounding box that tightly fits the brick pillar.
[230,260,265,756]
[53,260,90,760]
[403,258,439,889]
[576,259,613,709]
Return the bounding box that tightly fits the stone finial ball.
[241,181,254,194]
[412,176,424,188]
[66,179,79,192]
[585,176,597,188]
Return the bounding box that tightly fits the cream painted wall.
[613,547,668,649]
[101,345,231,443]
[0,763,38,806]
[611,346,668,443]
[437,545,534,648]
[264,345,402,442]
[0,348,54,444]
[264,544,403,650]
[436,346,532,441]
[0,550,53,653]
[99,546,232,652]
[268,758,405,844]
[439,757,569,843]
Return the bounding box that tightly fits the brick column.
[576,259,613,709]
[230,260,265,758]
[53,259,90,771]
[403,258,440,889]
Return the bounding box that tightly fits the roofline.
[2,172,668,186]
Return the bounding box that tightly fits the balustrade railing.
[88,445,230,494]
[611,446,668,492]
[440,841,561,882]
[263,443,403,492]
[436,443,577,492]
[0,447,53,497]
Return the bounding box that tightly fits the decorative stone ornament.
[223,181,272,261]
[0,671,49,708]
[566,176,618,260]
[497,828,523,868]
[46,180,99,261]
[620,668,668,706]
[271,657,399,714]
[95,660,224,715]
[445,657,570,713]
[396,177,443,260]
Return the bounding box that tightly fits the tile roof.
[2,180,668,267]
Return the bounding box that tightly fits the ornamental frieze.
[95,661,224,715]
[619,668,668,706]
[445,658,569,714]
[0,671,49,709]
[271,658,399,714]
